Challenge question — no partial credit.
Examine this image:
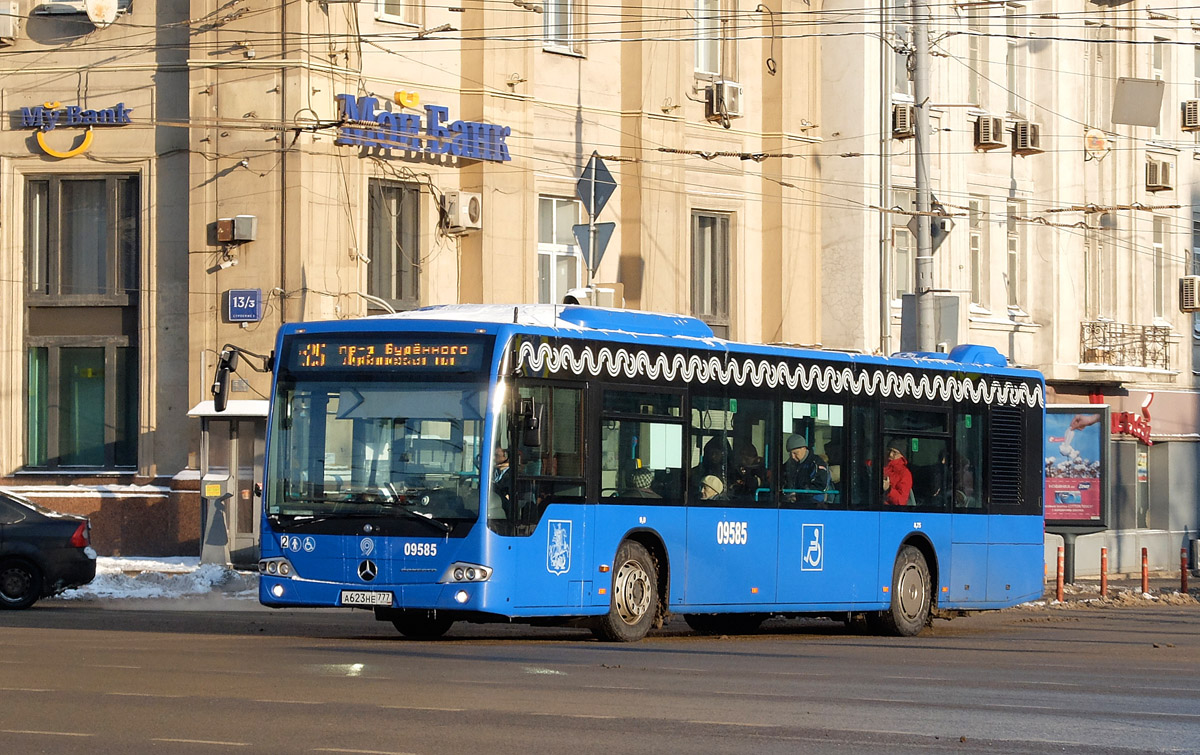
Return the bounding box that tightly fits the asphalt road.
[1,602,1198,754]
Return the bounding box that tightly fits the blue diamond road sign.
[576,151,616,219]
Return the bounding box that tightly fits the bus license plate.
[340,590,393,607]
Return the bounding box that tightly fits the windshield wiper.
[381,503,452,533]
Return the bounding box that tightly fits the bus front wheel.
[390,610,454,639]
[592,540,658,642]
[879,545,931,636]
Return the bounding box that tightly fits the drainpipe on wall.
[879,0,893,356]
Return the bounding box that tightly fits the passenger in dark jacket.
[781,434,831,505]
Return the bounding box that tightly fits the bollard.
[1056,546,1064,602]
[1183,548,1190,594]
[1100,547,1108,598]
[1141,547,1149,595]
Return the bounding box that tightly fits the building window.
[538,196,583,304]
[1085,22,1114,130]
[892,0,912,97]
[1005,4,1027,115]
[544,0,582,53]
[892,188,915,300]
[1153,215,1168,319]
[1152,37,1170,137]
[691,210,731,337]
[376,0,423,26]
[25,175,139,469]
[695,0,737,80]
[1086,214,1117,320]
[969,196,988,307]
[966,4,988,107]
[1006,200,1025,309]
[367,180,421,311]
[1192,213,1200,339]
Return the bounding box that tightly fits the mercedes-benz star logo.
[358,560,378,582]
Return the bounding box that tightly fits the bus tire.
[390,610,454,639]
[592,540,657,642]
[684,613,765,635]
[879,545,931,637]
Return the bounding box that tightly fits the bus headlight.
[441,562,492,583]
[259,557,297,578]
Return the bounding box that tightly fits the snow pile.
[56,557,257,601]
[1017,583,1198,610]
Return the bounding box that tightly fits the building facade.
[0,1,822,556]
[821,0,1200,573]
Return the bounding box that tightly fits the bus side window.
[848,404,878,510]
[954,411,984,510]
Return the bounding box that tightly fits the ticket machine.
[189,400,268,567]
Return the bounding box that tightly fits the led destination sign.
[286,337,488,373]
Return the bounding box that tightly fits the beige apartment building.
[820,0,1200,573]
[0,1,821,556]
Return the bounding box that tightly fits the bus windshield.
[267,379,487,533]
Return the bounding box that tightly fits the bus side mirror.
[211,348,240,412]
[519,398,542,448]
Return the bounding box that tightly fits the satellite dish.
[1084,128,1111,160]
[84,0,118,29]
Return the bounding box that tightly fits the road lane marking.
[85,664,141,669]
[3,730,93,737]
[380,705,466,712]
[0,687,53,693]
[107,691,187,698]
[253,699,324,705]
[152,738,249,747]
[313,749,417,754]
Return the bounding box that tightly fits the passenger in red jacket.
[883,441,913,506]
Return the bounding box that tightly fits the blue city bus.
[231,304,1045,641]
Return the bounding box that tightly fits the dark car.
[0,490,97,609]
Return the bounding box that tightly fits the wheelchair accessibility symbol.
[801,524,823,571]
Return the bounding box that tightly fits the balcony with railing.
[1080,321,1172,370]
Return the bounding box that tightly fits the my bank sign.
[335,94,511,162]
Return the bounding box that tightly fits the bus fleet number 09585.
[716,521,748,545]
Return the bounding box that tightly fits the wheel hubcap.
[0,568,30,601]
[613,558,652,625]
[896,563,924,620]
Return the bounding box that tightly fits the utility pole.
[911,0,935,351]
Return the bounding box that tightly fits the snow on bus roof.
[379,304,718,340]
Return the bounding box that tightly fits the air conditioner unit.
[442,190,482,231]
[1183,100,1200,131]
[1146,159,1173,192]
[1012,121,1043,155]
[0,2,19,43]
[33,0,88,13]
[704,81,743,122]
[1180,276,1200,312]
[892,104,915,139]
[974,115,1006,150]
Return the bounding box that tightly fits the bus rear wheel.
[879,545,931,636]
[592,540,658,642]
[389,610,454,639]
[684,613,766,635]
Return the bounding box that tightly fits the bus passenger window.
[781,400,843,509]
[600,389,685,502]
[954,411,984,510]
[848,405,878,510]
[883,407,951,511]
